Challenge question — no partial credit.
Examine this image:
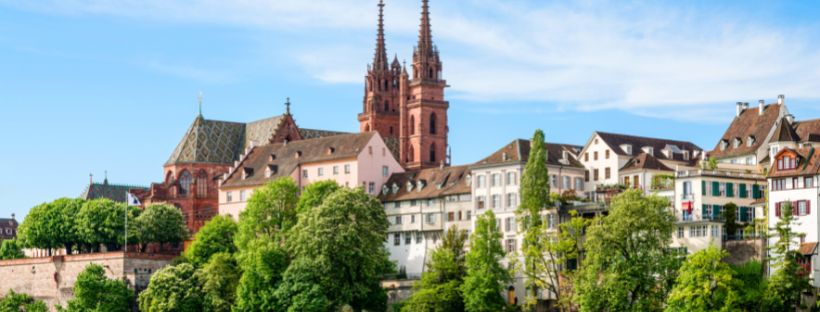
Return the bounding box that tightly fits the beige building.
[379,165,471,278]
[218,132,404,218]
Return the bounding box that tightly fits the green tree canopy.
[665,247,739,312]
[0,290,48,312]
[76,199,139,251]
[731,260,766,311]
[234,240,289,312]
[0,239,25,260]
[135,204,189,249]
[52,198,85,254]
[272,257,331,312]
[723,202,739,238]
[17,201,62,252]
[138,263,203,312]
[575,189,677,312]
[295,180,340,216]
[184,215,238,267]
[284,188,392,311]
[764,202,812,311]
[196,252,241,312]
[235,178,299,250]
[402,229,467,312]
[461,210,511,312]
[62,264,132,312]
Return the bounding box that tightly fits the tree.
[0,239,25,260]
[461,210,511,312]
[731,260,766,311]
[52,198,85,254]
[138,263,203,312]
[723,202,739,239]
[234,240,289,312]
[554,211,588,311]
[17,201,61,254]
[764,202,812,311]
[402,226,468,312]
[665,247,740,312]
[295,180,340,216]
[196,253,241,312]
[516,129,552,309]
[235,178,299,250]
[76,199,139,252]
[575,189,677,312]
[0,290,48,312]
[62,264,132,312]
[284,188,392,311]
[273,257,331,312]
[135,204,189,252]
[184,215,238,267]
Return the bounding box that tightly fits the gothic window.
[165,171,174,184]
[179,170,192,197]
[408,145,415,162]
[384,100,389,112]
[364,124,370,132]
[430,143,437,163]
[430,113,437,134]
[197,170,208,198]
[389,126,394,135]
[429,68,434,79]
[410,115,416,135]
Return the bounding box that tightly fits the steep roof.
[379,165,471,202]
[796,119,820,143]
[771,117,800,143]
[221,132,376,188]
[473,139,583,168]
[768,147,820,178]
[800,242,818,256]
[594,132,702,162]
[620,152,673,172]
[0,218,17,228]
[79,180,149,203]
[709,104,782,159]
[299,128,348,140]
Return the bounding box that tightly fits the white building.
[379,165,472,278]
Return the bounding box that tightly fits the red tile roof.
[379,165,471,201]
[473,139,583,168]
[800,242,817,256]
[709,104,782,159]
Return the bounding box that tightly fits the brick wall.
[0,252,173,311]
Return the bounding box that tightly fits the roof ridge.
[596,131,697,145]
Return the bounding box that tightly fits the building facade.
[0,216,17,243]
[218,132,404,218]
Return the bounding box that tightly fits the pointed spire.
[373,0,388,71]
[285,97,291,115]
[417,0,434,58]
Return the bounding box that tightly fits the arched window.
[165,171,174,184]
[384,100,389,112]
[430,113,437,134]
[364,124,370,132]
[429,143,437,163]
[410,115,415,135]
[178,170,192,197]
[429,68,434,79]
[408,145,415,163]
[197,170,208,198]
[389,126,394,135]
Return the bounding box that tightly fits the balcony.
[676,169,764,180]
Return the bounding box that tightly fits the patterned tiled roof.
[298,128,348,139]
[79,180,149,203]
[221,132,376,189]
[709,104,782,159]
[379,165,471,202]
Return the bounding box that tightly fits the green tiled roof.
[166,115,283,165]
[80,180,149,203]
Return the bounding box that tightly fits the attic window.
[642,146,654,156]
[417,180,426,191]
[265,165,278,178]
[682,151,690,160]
[392,183,399,194]
[295,151,303,159]
[269,154,277,161]
[327,147,336,155]
[620,144,633,155]
[733,138,741,148]
[242,167,254,180]
[747,136,756,147]
[381,185,389,195]
[406,181,414,192]
[720,140,728,151]
[502,152,509,161]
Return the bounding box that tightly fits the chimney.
[735,102,743,117]
[778,94,785,105]
[758,99,765,116]
[786,114,795,124]
[11,213,15,220]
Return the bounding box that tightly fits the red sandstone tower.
[400,0,449,170]
[359,0,449,170]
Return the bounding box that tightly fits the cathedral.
[358,0,451,170]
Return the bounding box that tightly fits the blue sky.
[2,0,820,220]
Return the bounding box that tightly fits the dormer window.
[406,181,414,192]
[265,165,278,178]
[747,136,756,147]
[392,183,399,194]
[733,138,741,148]
[417,180,426,191]
[778,155,799,170]
[269,154,277,161]
[327,147,336,155]
[381,185,389,195]
[642,146,654,156]
[720,140,728,151]
[295,151,303,159]
[502,152,509,161]
[682,151,690,160]
[620,144,633,155]
[242,167,254,180]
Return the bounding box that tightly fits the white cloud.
[5,0,820,122]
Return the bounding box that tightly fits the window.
[807,177,815,188]
[368,182,375,194]
[430,113,437,134]
[547,214,556,229]
[594,151,598,160]
[476,196,486,209]
[344,164,351,174]
[410,200,418,206]
[491,174,501,187]
[178,170,192,196]
[799,201,809,216]
[382,166,389,177]
[506,193,518,208]
[394,233,400,246]
[411,214,416,223]
[506,172,516,185]
[584,153,589,161]
[605,168,611,179]
[585,170,590,182]
[393,201,401,209]
[563,176,571,190]
[317,167,324,177]
[477,175,486,188]
[410,115,416,135]
[333,166,339,175]
[466,211,472,220]
[416,231,423,244]
[550,175,557,188]
[405,232,412,245]
[226,192,233,203]
[429,143,437,163]
[458,211,463,220]
[677,227,684,238]
[196,170,208,198]
[426,213,436,224]
[368,146,373,155]
[395,215,402,225]
[605,150,610,159]
[239,190,246,201]
[448,212,455,222]
[302,169,308,178]
[593,169,599,181]
[711,225,720,237]
[505,239,517,253]
[491,194,501,209]
[575,178,584,191]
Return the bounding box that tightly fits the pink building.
[218,132,404,218]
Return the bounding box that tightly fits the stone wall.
[0,252,173,311]
[723,238,765,265]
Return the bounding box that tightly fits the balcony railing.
[676,169,764,180]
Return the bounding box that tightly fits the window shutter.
[776,203,781,217]
[809,200,812,215]
[726,183,734,197]
[739,184,747,198]
[793,202,798,216]
[702,205,708,219]
[712,181,720,196]
[752,184,760,199]
[713,205,721,220]
[701,180,706,195]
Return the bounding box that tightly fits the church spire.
[373,0,388,71]
[417,0,434,59]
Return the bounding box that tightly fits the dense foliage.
[184,215,237,267]
[0,290,48,312]
[135,204,189,251]
[197,252,241,312]
[61,264,133,312]
[138,263,203,312]
[0,239,25,260]
[402,226,468,312]
[76,199,140,252]
[665,247,739,311]
[763,202,812,310]
[461,210,511,312]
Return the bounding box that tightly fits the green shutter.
[713,205,722,220]
[739,207,748,222]
[726,183,734,197]
[702,180,706,195]
[712,181,720,196]
[702,205,708,220]
[752,185,761,199]
[739,184,748,198]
